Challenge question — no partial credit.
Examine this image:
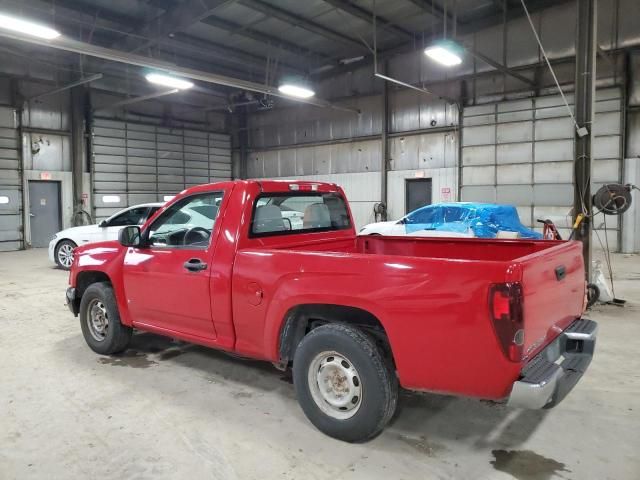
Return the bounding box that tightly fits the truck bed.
[235,234,585,398]
[357,235,564,261]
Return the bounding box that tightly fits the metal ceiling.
[0,0,573,111]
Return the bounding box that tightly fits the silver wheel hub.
[87,299,109,342]
[308,351,362,420]
[58,243,74,268]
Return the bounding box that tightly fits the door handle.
[183,258,207,272]
[29,213,35,217]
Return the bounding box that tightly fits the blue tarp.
[403,202,543,239]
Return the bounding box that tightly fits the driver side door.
[122,191,223,339]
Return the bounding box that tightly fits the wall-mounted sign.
[414,171,426,178]
[40,172,52,180]
[441,187,452,201]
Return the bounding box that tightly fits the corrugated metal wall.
[92,118,231,220]
[246,92,458,228]
[0,106,21,251]
[461,88,623,247]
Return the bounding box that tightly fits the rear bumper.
[507,318,597,409]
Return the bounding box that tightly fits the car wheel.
[293,323,398,443]
[54,239,77,270]
[79,282,132,355]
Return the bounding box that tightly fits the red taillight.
[489,283,524,362]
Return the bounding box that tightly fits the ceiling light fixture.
[277,78,315,99]
[424,40,463,67]
[0,13,60,40]
[145,73,194,90]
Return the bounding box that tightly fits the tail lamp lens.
[489,283,524,362]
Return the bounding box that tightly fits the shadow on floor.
[58,330,549,452]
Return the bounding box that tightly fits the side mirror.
[98,220,108,227]
[118,226,142,247]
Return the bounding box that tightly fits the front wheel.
[54,239,77,270]
[293,324,398,442]
[79,282,132,355]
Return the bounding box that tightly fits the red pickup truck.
[66,180,597,442]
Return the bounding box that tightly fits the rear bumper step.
[507,318,597,409]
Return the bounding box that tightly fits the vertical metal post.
[230,108,248,180]
[11,78,26,248]
[380,62,389,220]
[71,86,86,223]
[573,0,597,277]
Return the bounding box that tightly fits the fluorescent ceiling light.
[424,41,463,67]
[145,73,194,90]
[278,83,315,99]
[0,13,60,40]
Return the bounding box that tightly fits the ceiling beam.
[163,32,299,73]
[94,89,180,112]
[10,0,306,76]
[28,74,104,100]
[405,0,448,20]
[200,16,331,61]
[465,48,536,87]
[318,0,533,87]
[111,0,235,52]
[321,0,414,41]
[237,0,368,52]
[0,29,359,113]
[313,0,575,79]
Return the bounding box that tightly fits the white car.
[48,203,163,269]
[359,220,473,238]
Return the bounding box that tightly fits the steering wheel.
[183,226,211,246]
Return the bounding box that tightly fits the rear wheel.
[54,239,76,270]
[79,282,132,355]
[293,323,398,442]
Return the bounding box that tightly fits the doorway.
[405,178,432,214]
[28,181,62,247]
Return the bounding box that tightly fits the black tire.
[292,323,398,443]
[54,239,77,270]
[79,282,132,355]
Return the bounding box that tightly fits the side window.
[107,207,150,227]
[147,192,223,248]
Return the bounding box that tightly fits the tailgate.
[518,241,585,361]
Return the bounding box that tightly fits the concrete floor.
[0,249,638,480]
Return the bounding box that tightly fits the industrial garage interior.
[0,0,639,478]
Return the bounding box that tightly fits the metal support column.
[380,65,389,221]
[573,0,597,276]
[237,107,249,180]
[71,86,87,223]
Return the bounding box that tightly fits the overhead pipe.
[0,30,360,114]
[93,89,179,112]
[28,73,103,100]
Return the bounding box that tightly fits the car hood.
[360,220,398,231]
[56,224,99,237]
